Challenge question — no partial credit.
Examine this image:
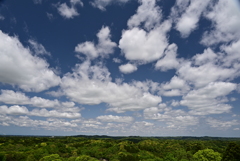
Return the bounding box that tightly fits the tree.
[193,149,222,161]
[222,142,240,161]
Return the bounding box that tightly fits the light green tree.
[193,149,222,161]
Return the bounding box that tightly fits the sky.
[0,0,240,137]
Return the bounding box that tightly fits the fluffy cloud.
[177,61,236,88]
[207,118,239,129]
[61,60,162,113]
[174,0,211,37]
[0,105,29,115]
[96,115,134,123]
[119,22,171,63]
[119,63,137,74]
[155,43,180,71]
[181,82,237,115]
[0,31,60,92]
[57,0,83,19]
[119,0,171,63]
[75,26,117,59]
[144,107,199,128]
[0,105,81,119]
[127,0,162,31]
[90,0,130,11]
[201,0,240,45]
[28,40,51,56]
[0,90,78,111]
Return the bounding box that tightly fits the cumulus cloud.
[75,26,117,59]
[155,43,180,71]
[0,90,78,111]
[119,21,171,63]
[174,0,211,37]
[96,115,134,123]
[181,82,237,115]
[119,63,137,74]
[201,0,240,45]
[90,0,130,11]
[57,0,83,19]
[28,40,51,56]
[0,31,61,92]
[119,0,172,64]
[61,60,162,113]
[0,105,29,115]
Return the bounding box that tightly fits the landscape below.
[0,135,239,161]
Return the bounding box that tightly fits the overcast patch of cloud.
[207,118,239,129]
[75,26,117,59]
[0,31,61,92]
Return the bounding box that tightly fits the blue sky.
[0,0,240,137]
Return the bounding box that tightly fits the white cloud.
[119,0,172,64]
[127,0,162,31]
[97,115,134,123]
[181,82,237,115]
[193,48,217,66]
[113,58,122,63]
[0,105,81,119]
[61,60,162,113]
[159,76,189,97]
[119,21,171,63]
[221,39,240,68]
[0,105,29,115]
[207,118,239,129]
[177,61,236,88]
[90,0,130,11]
[175,0,211,37]
[0,90,78,111]
[201,0,240,45]
[119,63,137,74]
[57,0,83,19]
[30,109,81,119]
[75,26,117,59]
[0,90,29,105]
[28,40,51,56]
[0,31,61,92]
[143,107,199,128]
[155,43,180,71]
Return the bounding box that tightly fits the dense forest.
[0,135,239,161]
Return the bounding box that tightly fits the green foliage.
[75,155,98,161]
[40,154,63,161]
[193,149,222,161]
[222,142,240,161]
[0,136,239,161]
